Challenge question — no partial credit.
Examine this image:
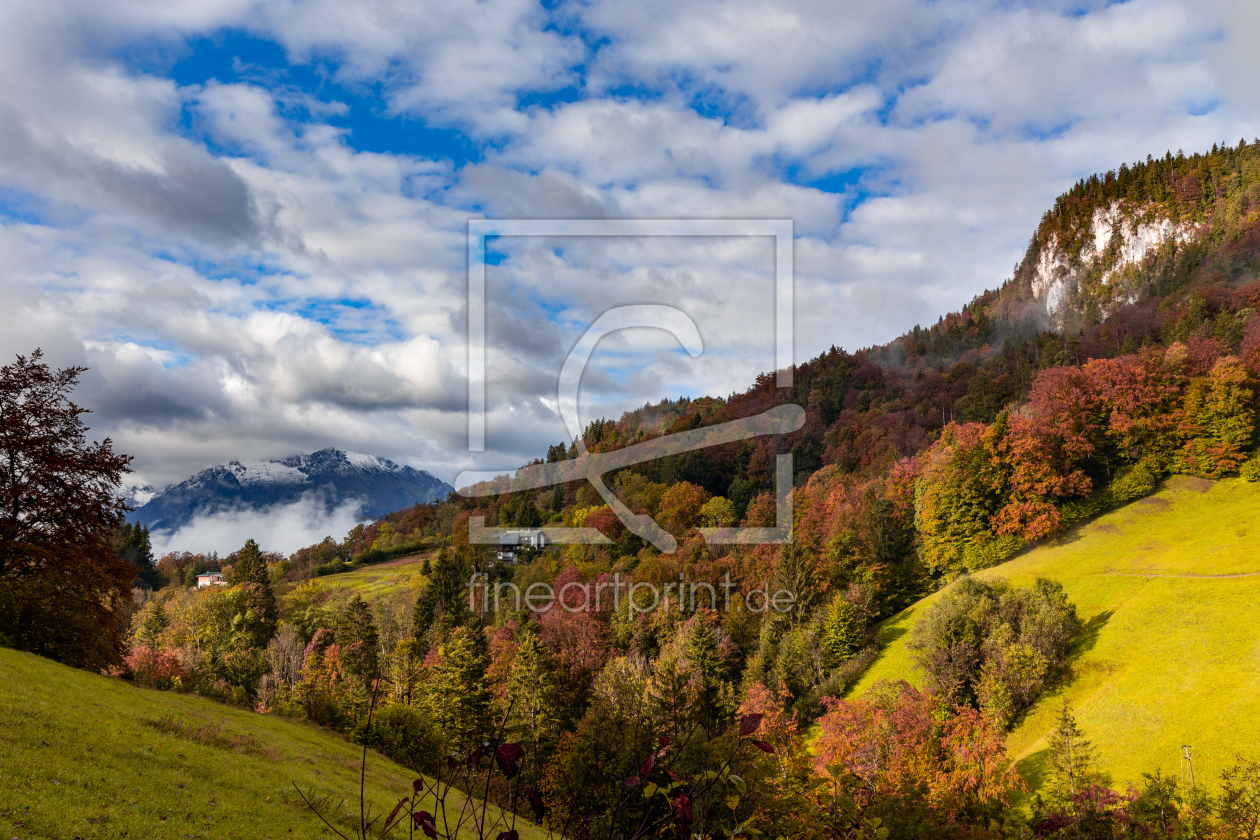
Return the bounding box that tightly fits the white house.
[196,572,226,588]
[496,530,547,563]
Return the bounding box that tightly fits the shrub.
[959,532,1024,570]
[124,646,186,690]
[371,704,444,774]
[1108,459,1159,503]
[315,558,354,576]
[792,641,882,722]
[907,576,1079,726]
[1241,453,1260,482]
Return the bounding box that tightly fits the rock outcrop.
[1030,201,1199,328]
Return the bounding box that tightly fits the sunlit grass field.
[320,552,434,603]
[849,475,1260,796]
[0,647,533,840]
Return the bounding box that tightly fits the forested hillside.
[342,140,1260,605]
[15,141,1260,839]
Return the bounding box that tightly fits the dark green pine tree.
[820,595,863,671]
[114,522,157,589]
[139,600,168,648]
[684,616,729,730]
[336,595,381,678]
[433,625,492,750]
[227,538,278,642]
[506,627,560,784]
[228,538,268,586]
[413,548,472,639]
[771,540,819,626]
[514,496,542,528]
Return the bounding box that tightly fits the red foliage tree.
[0,350,136,669]
[124,646,186,690]
[991,366,1102,540]
[1083,350,1181,460]
[537,567,608,707]
[582,505,626,542]
[814,680,1023,825]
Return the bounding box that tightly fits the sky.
[1,0,1258,553]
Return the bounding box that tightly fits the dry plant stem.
[362,677,381,838]
[295,670,387,840]
[293,783,354,840]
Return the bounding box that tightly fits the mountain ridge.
[130,448,454,534]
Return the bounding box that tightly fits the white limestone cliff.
[1031,202,1198,328]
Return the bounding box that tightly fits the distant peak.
[129,447,455,533]
[341,450,392,470]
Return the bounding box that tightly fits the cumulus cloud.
[0,0,1255,528]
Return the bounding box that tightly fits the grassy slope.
[848,476,1260,795]
[0,648,531,840]
[318,552,433,604]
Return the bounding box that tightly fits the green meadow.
[0,647,532,840]
[849,475,1260,796]
[319,552,433,604]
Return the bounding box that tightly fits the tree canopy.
[0,350,136,669]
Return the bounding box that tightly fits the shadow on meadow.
[1072,610,1113,658]
[881,623,910,645]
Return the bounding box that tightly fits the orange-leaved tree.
[814,680,1023,827]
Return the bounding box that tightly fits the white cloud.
[149,493,367,556]
[0,0,1255,528]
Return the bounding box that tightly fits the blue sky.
[159,32,488,165]
[0,0,1256,552]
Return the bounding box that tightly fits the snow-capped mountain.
[130,449,454,534]
[120,484,159,510]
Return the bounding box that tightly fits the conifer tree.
[229,538,268,586]
[1048,700,1095,806]
[684,616,729,729]
[115,522,157,589]
[506,626,560,783]
[337,595,381,678]
[647,650,700,747]
[227,538,278,643]
[413,548,471,639]
[139,600,168,648]
[820,595,863,671]
[1175,358,1255,478]
[432,625,491,749]
[771,541,819,626]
